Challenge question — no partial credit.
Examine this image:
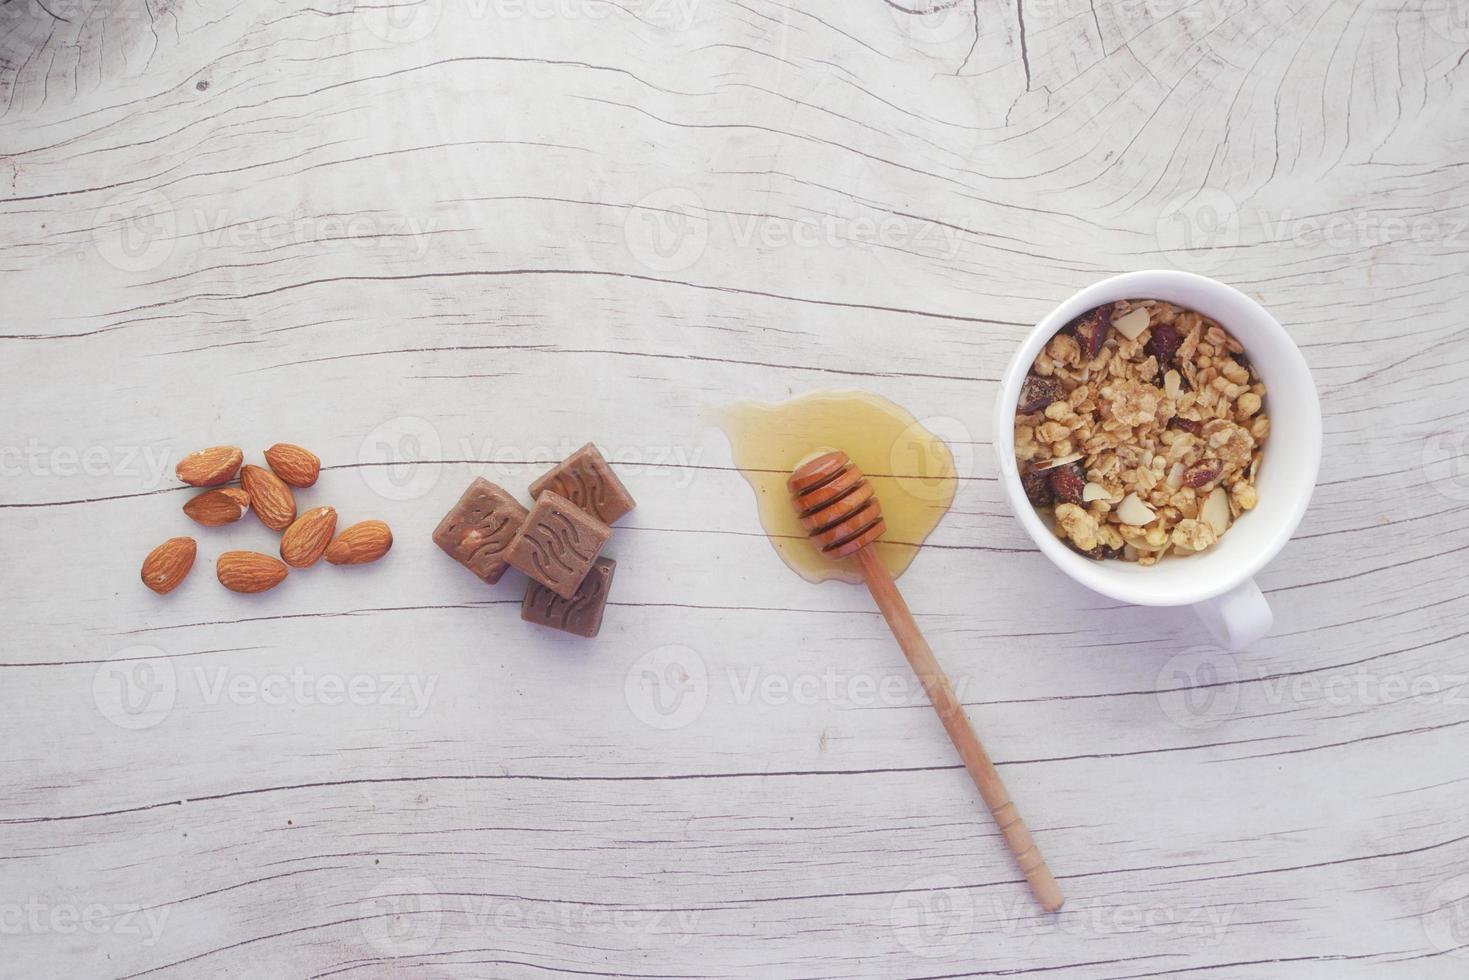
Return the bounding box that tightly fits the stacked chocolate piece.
[432,443,634,637]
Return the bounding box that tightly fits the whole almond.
[264,443,321,488]
[240,464,297,531]
[176,446,243,487]
[216,551,289,593]
[141,537,196,594]
[280,507,338,568]
[182,487,251,526]
[325,520,393,565]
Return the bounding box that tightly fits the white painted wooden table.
[4,0,1469,976]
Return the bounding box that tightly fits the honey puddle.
[717,391,958,584]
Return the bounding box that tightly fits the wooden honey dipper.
[788,449,1064,913]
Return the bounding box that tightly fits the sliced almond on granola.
[1033,452,1084,471]
[1082,481,1108,503]
[1202,486,1231,536]
[1113,307,1151,341]
[1116,493,1157,526]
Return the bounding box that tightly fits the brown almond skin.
[1072,306,1112,359]
[1017,374,1066,414]
[240,465,297,531]
[142,537,196,594]
[280,506,338,568]
[1048,462,1086,505]
[216,551,289,593]
[264,443,321,488]
[325,520,393,565]
[176,446,243,487]
[1020,468,1053,507]
[182,487,251,526]
[1183,460,1223,489]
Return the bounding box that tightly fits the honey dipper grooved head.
[787,450,887,560]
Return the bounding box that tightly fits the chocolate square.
[521,556,615,637]
[503,490,611,599]
[529,442,636,525]
[432,478,529,585]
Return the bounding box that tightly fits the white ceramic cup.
[994,271,1322,650]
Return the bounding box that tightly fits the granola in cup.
[1013,299,1268,564]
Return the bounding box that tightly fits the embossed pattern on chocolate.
[503,490,611,599]
[432,478,530,584]
[521,556,615,637]
[529,442,636,525]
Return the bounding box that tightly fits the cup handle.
[1192,578,1273,651]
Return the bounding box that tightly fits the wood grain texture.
[3,0,1469,976]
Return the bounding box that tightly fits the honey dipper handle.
[854,547,1065,913]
